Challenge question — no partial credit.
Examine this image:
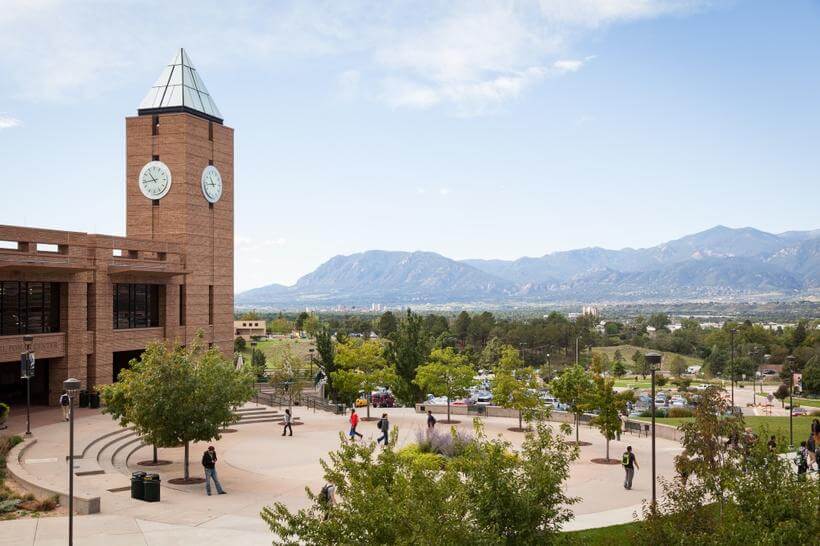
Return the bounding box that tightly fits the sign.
[19,352,35,379]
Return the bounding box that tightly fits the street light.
[751,346,759,406]
[546,352,551,382]
[786,355,796,449]
[645,351,662,514]
[21,335,34,436]
[308,347,315,378]
[63,377,81,546]
[729,328,737,410]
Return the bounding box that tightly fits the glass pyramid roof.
[138,49,222,121]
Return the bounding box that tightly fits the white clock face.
[201,165,223,203]
[138,161,172,200]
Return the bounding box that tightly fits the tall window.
[113,284,159,329]
[179,285,186,326]
[208,285,214,325]
[0,281,60,336]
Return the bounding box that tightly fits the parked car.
[791,407,808,417]
[371,391,395,408]
[425,395,449,406]
[472,390,493,405]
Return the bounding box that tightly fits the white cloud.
[0,1,708,111]
[0,115,23,129]
[439,187,451,196]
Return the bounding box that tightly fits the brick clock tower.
[125,49,233,354]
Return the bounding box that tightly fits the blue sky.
[2,1,819,291]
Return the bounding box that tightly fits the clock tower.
[124,48,234,354]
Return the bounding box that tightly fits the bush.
[0,403,9,422]
[668,408,693,418]
[415,428,476,458]
[396,445,447,471]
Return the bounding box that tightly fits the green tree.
[632,350,649,378]
[491,346,542,431]
[315,327,337,399]
[589,375,631,461]
[261,420,579,545]
[240,310,260,320]
[670,355,687,377]
[332,339,397,419]
[233,336,246,353]
[453,311,471,345]
[550,365,593,445]
[385,310,429,405]
[773,383,790,408]
[648,313,671,331]
[302,315,321,338]
[612,359,627,378]
[268,317,293,335]
[590,352,609,375]
[100,337,254,480]
[802,355,820,395]
[376,311,398,339]
[251,347,267,378]
[295,311,309,331]
[413,348,475,423]
[477,337,504,371]
[268,346,306,410]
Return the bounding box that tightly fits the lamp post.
[575,336,581,367]
[751,346,759,406]
[308,347,315,379]
[546,353,551,382]
[21,335,34,436]
[729,328,736,410]
[787,355,795,449]
[63,377,81,546]
[645,352,662,514]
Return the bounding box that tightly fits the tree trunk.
[518,410,522,430]
[606,438,610,460]
[183,442,190,480]
[447,398,451,422]
[152,445,158,464]
[366,400,370,419]
[575,414,580,444]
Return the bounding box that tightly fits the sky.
[1,0,819,292]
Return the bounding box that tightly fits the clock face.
[201,165,223,203]
[138,161,172,200]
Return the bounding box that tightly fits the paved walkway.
[1,404,683,544]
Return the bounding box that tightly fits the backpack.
[622,452,630,466]
[59,394,69,407]
[319,484,330,503]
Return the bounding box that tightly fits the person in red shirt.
[349,409,363,440]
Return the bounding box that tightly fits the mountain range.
[236,226,820,308]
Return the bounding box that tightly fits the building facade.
[0,49,233,406]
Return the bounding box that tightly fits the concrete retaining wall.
[7,438,101,515]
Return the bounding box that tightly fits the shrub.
[414,428,476,458]
[668,408,693,418]
[0,403,9,422]
[396,445,447,471]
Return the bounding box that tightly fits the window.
[112,284,159,329]
[87,283,93,330]
[152,115,159,136]
[179,285,186,326]
[208,121,213,141]
[0,282,60,336]
[208,285,214,325]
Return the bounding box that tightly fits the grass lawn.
[794,398,820,408]
[239,337,316,371]
[593,345,703,372]
[563,521,637,545]
[634,415,814,451]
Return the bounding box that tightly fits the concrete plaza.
[1,403,683,545]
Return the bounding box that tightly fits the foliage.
[302,315,321,337]
[268,317,294,335]
[414,427,477,458]
[802,355,820,395]
[550,365,593,444]
[239,310,260,320]
[233,336,246,353]
[376,311,398,338]
[588,374,632,460]
[294,311,309,331]
[667,407,693,418]
[251,348,267,377]
[268,346,306,408]
[414,348,475,422]
[612,359,627,378]
[100,335,255,479]
[773,383,790,407]
[670,355,687,376]
[315,327,337,398]
[491,345,542,430]
[631,350,649,378]
[261,420,579,545]
[331,339,397,417]
[385,310,430,405]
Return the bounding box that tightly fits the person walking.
[59,391,70,421]
[282,408,293,437]
[426,410,436,430]
[796,441,808,478]
[766,435,777,453]
[376,413,389,446]
[622,445,639,490]
[349,409,363,440]
[318,482,336,521]
[202,446,226,496]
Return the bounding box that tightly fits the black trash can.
[78,390,89,408]
[143,473,161,502]
[89,391,101,409]
[131,471,146,500]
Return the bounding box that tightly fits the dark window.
[208,285,214,325]
[87,283,93,330]
[0,281,60,336]
[152,115,159,136]
[179,285,186,326]
[112,284,159,329]
[208,121,213,141]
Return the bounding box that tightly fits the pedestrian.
[376,413,389,446]
[427,410,436,430]
[202,445,226,496]
[318,482,336,520]
[806,431,816,470]
[813,419,820,472]
[282,408,293,437]
[795,441,808,478]
[59,391,70,421]
[766,435,777,453]
[348,409,363,440]
[622,445,639,490]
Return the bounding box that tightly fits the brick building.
[0,49,234,406]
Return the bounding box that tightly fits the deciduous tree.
[550,365,593,445]
[491,346,542,431]
[413,348,474,423]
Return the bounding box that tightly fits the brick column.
[51,281,88,403]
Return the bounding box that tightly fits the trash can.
[143,473,161,502]
[89,391,101,409]
[131,471,146,500]
[78,390,89,408]
[336,404,345,415]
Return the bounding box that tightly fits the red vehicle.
[371,391,395,408]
